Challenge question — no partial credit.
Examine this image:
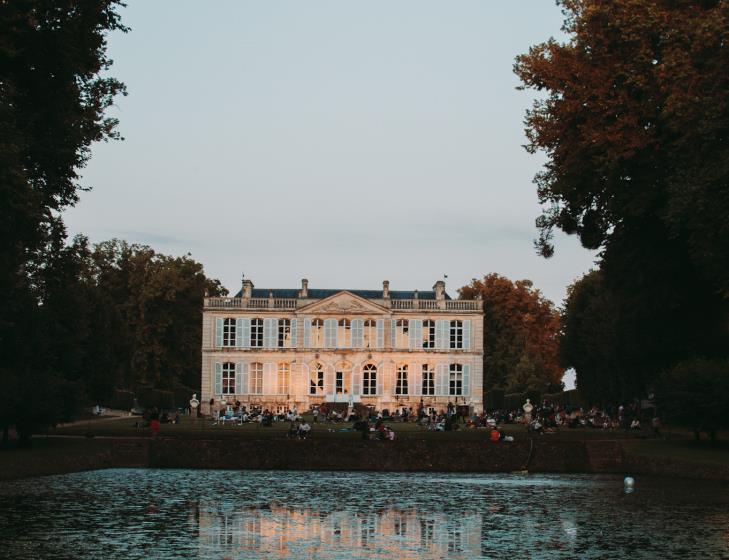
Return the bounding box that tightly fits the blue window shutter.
[352,369,361,395]
[352,319,364,348]
[390,320,397,348]
[290,318,298,348]
[463,320,471,350]
[239,362,249,394]
[235,319,244,347]
[215,318,223,347]
[325,365,334,396]
[434,320,444,350]
[303,318,311,348]
[214,362,223,395]
[376,320,385,349]
[410,362,419,396]
[263,363,275,394]
[240,318,251,349]
[436,364,447,396]
[463,364,471,397]
[235,363,243,394]
[409,320,422,350]
[263,318,276,348]
[325,319,337,348]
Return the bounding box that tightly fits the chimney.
[242,278,254,299]
[433,280,445,301]
[382,280,390,299]
[300,278,309,298]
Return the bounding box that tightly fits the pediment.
[297,291,388,315]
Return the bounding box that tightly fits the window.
[395,319,409,348]
[363,320,376,348]
[335,371,344,394]
[396,364,408,395]
[278,319,291,348]
[251,319,263,347]
[423,320,435,349]
[449,363,463,396]
[363,364,377,395]
[222,318,236,347]
[311,319,324,348]
[310,363,324,395]
[422,364,435,395]
[222,362,235,394]
[450,320,463,349]
[338,319,351,348]
[277,362,289,394]
[250,362,263,394]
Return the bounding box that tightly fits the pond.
[0,470,727,559]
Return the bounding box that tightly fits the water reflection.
[196,502,483,559]
[0,470,728,559]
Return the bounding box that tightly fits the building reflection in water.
[194,501,487,559]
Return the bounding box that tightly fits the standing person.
[652,415,662,438]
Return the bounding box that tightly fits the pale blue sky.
[66,0,596,306]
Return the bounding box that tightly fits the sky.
[66,0,597,310]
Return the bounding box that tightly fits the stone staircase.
[585,441,624,472]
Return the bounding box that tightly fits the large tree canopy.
[515,0,729,298]
[459,274,562,394]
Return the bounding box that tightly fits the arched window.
[278,319,291,348]
[363,364,377,395]
[311,319,324,348]
[396,364,408,395]
[277,362,289,394]
[395,319,409,348]
[363,320,376,348]
[422,320,435,349]
[310,363,324,395]
[251,319,263,348]
[222,318,236,347]
[222,362,235,394]
[449,320,463,349]
[422,364,435,395]
[338,319,351,348]
[250,362,263,394]
[449,363,463,396]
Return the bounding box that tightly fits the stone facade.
[201,278,484,415]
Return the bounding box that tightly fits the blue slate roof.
[233,288,451,300]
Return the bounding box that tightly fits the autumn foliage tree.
[459,274,562,394]
[516,0,729,401]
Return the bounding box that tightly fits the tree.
[0,1,127,442]
[515,0,729,298]
[516,0,729,401]
[657,359,729,444]
[459,274,562,393]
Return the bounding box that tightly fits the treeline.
[516,0,729,433]
[459,273,563,395]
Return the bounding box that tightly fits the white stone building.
[201,278,484,414]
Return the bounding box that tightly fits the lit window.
[363,364,377,395]
[311,319,324,348]
[250,362,263,394]
[222,362,235,394]
[396,364,408,395]
[449,320,463,349]
[363,320,376,348]
[422,364,435,395]
[422,320,435,349]
[395,319,409,348]
[222,319,236,347]
[278,319,291,348]
[310,363,324,395]
[449,364,463,396]
[251,319,263,348]
[338,319,351,347]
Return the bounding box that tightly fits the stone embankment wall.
[6,437,729,481]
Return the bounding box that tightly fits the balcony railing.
[204,297,482,311]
